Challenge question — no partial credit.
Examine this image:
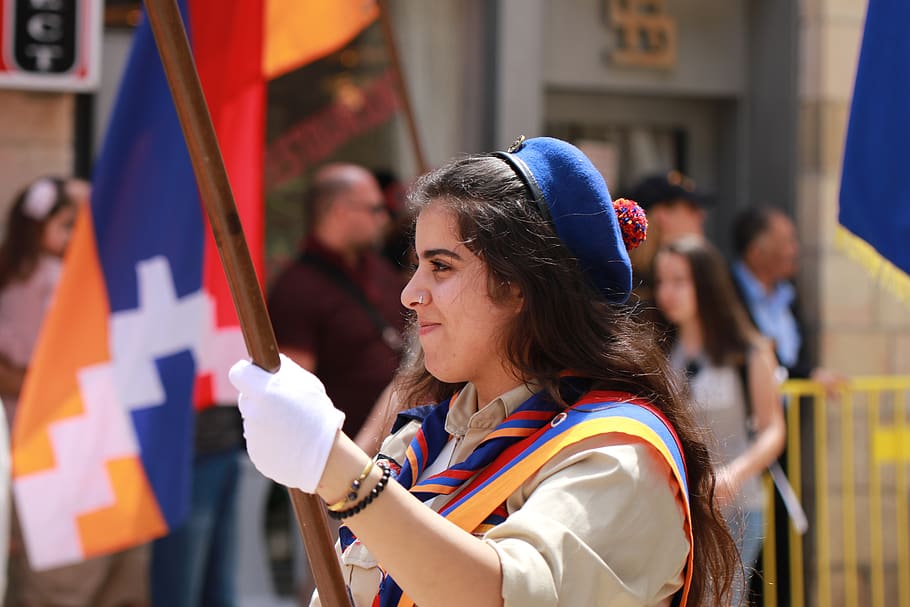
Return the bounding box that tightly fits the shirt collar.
[445,381,538,437]
[733,260,795,306]
[304,236,366,274]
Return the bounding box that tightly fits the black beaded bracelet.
[326,459,374,512]
[328,461,392,520]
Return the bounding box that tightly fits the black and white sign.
[1,0,101,91]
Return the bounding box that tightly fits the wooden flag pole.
[143,1,351,605]
[377,0,428,174]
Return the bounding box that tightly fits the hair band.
[22,178,58,221]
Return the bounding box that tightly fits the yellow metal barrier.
[759,376,910,607]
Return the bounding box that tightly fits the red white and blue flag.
[12,0,381,570]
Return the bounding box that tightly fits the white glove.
[229,354,345,493]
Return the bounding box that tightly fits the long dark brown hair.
[656,235,760,367]
[392,155,737,605]
[0,177,76,292]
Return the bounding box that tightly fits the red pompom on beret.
[612,198,648,251]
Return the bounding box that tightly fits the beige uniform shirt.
[313,383,689,607]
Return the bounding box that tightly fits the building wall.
[526,0,905,377]
[530,0,787,254]
[493,0,546,146]
[798,0,908,375]
[496,0,751,146]
[543,0,747,97]
[387,0,494,171]
[2,0,903,378]
[0,91,73,236]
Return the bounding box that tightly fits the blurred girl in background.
[0,177,84,422]
[654,234,786,603]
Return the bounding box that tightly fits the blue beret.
[493,136,633,303]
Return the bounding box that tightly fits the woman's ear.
[489,275,523,312]
[506,280,524,312]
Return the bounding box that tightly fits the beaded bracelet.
[326,459,375,512]
[328,461,392,520]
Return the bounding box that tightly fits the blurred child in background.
[654,235,786,604]
[0,177,83,420]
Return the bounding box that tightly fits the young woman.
[231,137,738,606]
[653,234,786,599]
[0,177,83,422]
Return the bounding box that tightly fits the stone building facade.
[0,0,903,378]
[0,91,74,222]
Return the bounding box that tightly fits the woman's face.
[41,204,78,257]
[401,202,522,396]
[654,251,697,326]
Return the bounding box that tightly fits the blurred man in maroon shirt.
[268,163,407,447]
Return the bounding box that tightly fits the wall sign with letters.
[0,0,102,91]
[602,0,677,69]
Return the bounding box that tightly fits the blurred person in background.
[624,172,710,316]
[629,172,709,248]
[654,235,785,605]
[0,178,83,420]
[373,168,415,282]
[268,162,407,449]
[731,205,845,389]
[151,404,244,607]
[266,163,407,601]
[0,177,149,607]
[731,204,843,606]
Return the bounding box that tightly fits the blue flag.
[839,0,910,300]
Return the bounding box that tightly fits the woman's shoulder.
[18,255,62,291]
[377,417,421,464]
[523,401,689,501]
[491,434,690,603]
[1,255,59,289]
[533,431,681,483]
[0,257,59,307]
